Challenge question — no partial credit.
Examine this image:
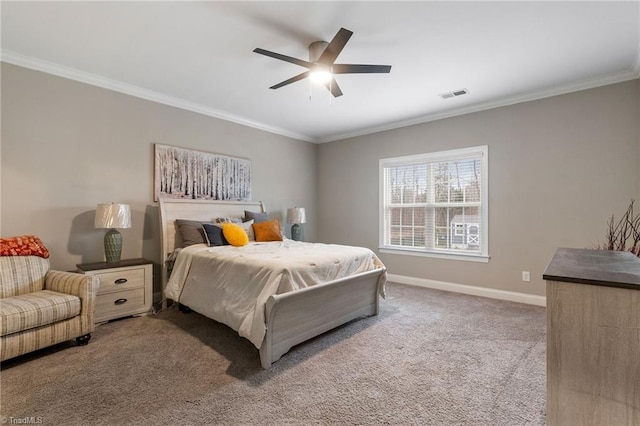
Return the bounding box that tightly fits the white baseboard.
[387,273,546,307]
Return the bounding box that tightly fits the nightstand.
[76,258,153,323]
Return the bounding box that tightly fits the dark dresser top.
[543,248,640,290]
[76,258,153,272]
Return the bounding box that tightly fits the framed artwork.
[154,144,251,201]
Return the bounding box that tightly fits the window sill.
[378,246,490,263]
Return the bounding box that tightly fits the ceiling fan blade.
[332,64,392,74]
[253,48,312,69]
[317,28,353,65]
[269,71,310,90]
[324,77,343,98]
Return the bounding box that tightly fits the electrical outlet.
[522,271,531,282]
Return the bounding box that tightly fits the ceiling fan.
[253,27,391,98]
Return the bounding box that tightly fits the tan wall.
[318,79,640,297]
[1,64,317,286]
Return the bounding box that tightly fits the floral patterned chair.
[0,236,99,361]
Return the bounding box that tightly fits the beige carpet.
[1,283,546,425]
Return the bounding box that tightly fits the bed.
[158,197,387,368]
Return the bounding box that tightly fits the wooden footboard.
[259,267,386,369]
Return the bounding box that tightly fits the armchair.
[0,255,99,361]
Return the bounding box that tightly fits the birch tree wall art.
[154,144,251,201]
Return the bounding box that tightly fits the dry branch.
[597,200,639,257]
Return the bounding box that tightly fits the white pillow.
[241,220,255,241]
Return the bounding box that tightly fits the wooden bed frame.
[158,197,386,368]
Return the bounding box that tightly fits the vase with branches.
[596,199,640,257]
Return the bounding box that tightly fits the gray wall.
[1,64,317,288]
[318,79,640,297]
[2,62,638,300]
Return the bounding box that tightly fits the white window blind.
[379,146,488,261]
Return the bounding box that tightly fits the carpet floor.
[1,283,546,425]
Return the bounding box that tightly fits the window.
[379,146,488,262]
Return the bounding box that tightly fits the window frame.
[378,145,489,262]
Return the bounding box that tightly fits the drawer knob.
[114,278,128,284]
[114,298,128,305]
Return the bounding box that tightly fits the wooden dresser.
[543,248,640,425]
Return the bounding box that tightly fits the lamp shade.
[287,207,306,224]
[95,204,131,229]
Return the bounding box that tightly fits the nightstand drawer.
[95,268,145,293]
[95,288,146,322]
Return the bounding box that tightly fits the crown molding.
[2,50,637,146]
[0,50,316,143]
[318,68,640,143]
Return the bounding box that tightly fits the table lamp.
[95,203,131,263]
[287,207,306,241]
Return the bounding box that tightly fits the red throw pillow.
[0,235,50,258]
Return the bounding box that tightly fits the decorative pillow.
[253,219,283,242]
[222,223,248,247]
[175,219,207,248]
[202,223,226,246]
[214,217,242,224]
[0,235,50,258]
[242,220,255,241]
[244,210,268,224]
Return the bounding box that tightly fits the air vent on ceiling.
[440,88,469,99]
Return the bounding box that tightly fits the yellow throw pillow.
[222,223,248,247]
[253,219,283,242]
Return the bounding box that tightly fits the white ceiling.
[2,1,639,143]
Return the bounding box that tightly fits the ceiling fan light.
[310,69,332,84]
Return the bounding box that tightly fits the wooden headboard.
[158,197,265,294]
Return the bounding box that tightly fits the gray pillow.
[175,219,207,248]
[244,210,268,223]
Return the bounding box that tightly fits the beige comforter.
[164,240,386,348]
